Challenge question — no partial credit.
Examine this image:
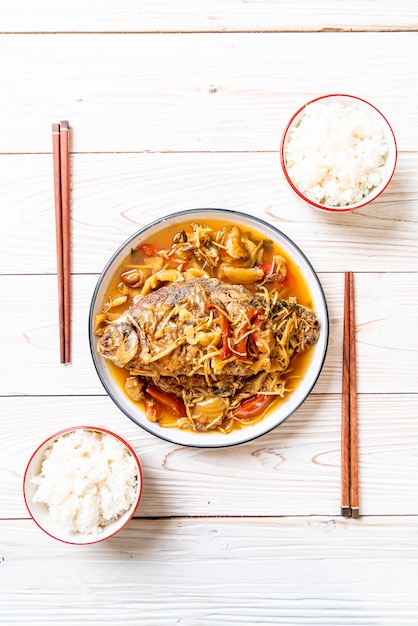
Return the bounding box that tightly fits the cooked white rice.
[31,430,138,535]
[284,101,388,207]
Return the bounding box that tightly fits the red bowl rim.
[280,93,398,212]
[23,425,143,545]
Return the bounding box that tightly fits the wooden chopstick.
[341,272,351,516]
[341,271,359,517]
[52,121,71,363]
[349,273,359,518]
[52,123,65,363]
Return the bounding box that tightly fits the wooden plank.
[3,392,418,518]
[1,153,417,275]
[1,517,417,625]
[1,0,417,33]
[1,272,417,395]
[1,11,416,626]
[0,33,417,152]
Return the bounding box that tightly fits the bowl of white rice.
[23,426,142,544]
[280,94,397,212]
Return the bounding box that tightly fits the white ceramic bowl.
[89,208,329,448]
[23,426,142,545]
[280,94,397,212]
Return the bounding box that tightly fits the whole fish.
[96,276,319,382]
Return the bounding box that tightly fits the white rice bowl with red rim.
[89,208,329,448]
[280,94,397,212]
[23,426,142,544]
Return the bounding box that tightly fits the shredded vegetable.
[95,222,319,433]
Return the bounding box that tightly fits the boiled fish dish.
[96,275,319,432]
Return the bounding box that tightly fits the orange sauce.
[99,219,317,431]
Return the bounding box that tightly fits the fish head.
[96,321,139,367]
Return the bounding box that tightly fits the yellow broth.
[98,219,317,431]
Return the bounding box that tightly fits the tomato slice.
[257,261,286,284]
[233,394,271,418]
[146,385,186,417]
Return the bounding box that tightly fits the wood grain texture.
[1,0,417,33]
[2,393,418,519]
[2,8,418,624]
[0,33,417,153]
[1,153,418,275]
[2,272,418,395]
[1,518,418,626]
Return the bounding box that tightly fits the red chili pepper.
[233,394,271,418]
[139,243,185,270]
[235,308,260,360]
[247,308,265,349]
[146,385,186,417]
[234,326,250,360]
[139,244,161,257]
[207,304,232,360]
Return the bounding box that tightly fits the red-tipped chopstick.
[52,121,71,363]
[341,272,359,517]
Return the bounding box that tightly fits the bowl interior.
[280,94,397,211]
[89,208,329,448]
[23,427,142,544]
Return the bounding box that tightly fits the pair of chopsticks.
[341,272,359,518]
[52,121,71,364]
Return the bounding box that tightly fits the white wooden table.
[1,2,418,624]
